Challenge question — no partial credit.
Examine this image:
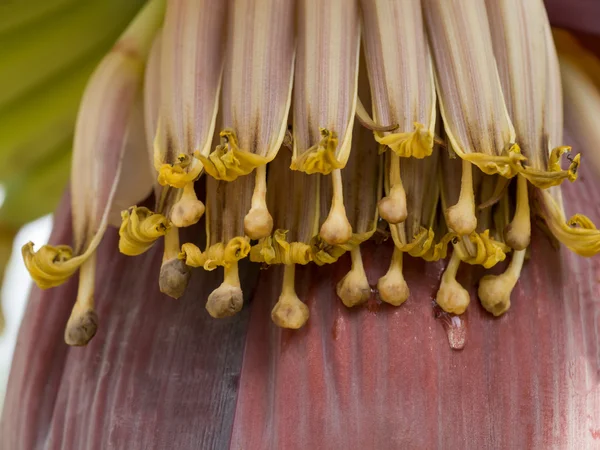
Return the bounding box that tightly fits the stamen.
[336,247,371,307]
[206,261,244,318]
[378,153,407,224]
[64,254,98,346]
[244,165,273,240]
[377,247,409,306]
[170,181,205,228]
[446,159,477,235]
[504,175,531,250]
[118,206,169,256]
[435,249,470,315]
[478,249,526,316]
[320,169,352,245]
[355,98,398,132]
[271,264,309,329]
[159,226,190,299]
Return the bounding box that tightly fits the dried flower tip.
[244,166,273,240]
[378,154,407,224]
[504,176,531,250]
[520,147,580,189]
[290,129,344,175]
[377,247,409,306]
[320,169,352,245]
[159,227,190,299]
[159,259,190,300]
[271,264,309,329]
[119,206,169,256]
[336,247,370,307]
[169,182,204,228]
[478,249,525,316]
[199,129,270,182]
[360,0,436,158]
[446,160,477,235]
[436,250,470,315]
[206,261,243,319]
[64,255,98,346]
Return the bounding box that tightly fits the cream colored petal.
[291,0,360,174]
[360,0,436,158]
[486,0,577,188]
[423,0,519,177]
[199,0,295,182]
[154,0,226,186]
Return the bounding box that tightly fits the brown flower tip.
[64,309,98,347]
[206,262,244,318]
[159,258,191,299]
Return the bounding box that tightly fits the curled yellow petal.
[156,153,203,188]
[290,128,344,175]
[180,237,251,271]
[198,129,269,181]
[375,123,434,159]
[249,230,312,266]
[454,231,508,269]
[118,206,169,256]
[538,189,600,257]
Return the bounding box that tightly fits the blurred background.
[0,0,146,409]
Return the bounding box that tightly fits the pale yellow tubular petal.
[159,225,190,300]
[244,165,273,240]
[155,0,225,189]
[486,0,578,189]
[440,149,508,268]
[378,153,407,225]
[272,264,310,329]
[249,148,320,267]
[478,248,525,317]
[319,169,353,245]
[423,0,521,177]
[389,146,447,260]
[291,0,360,174]
[335,122,381,306]
[199,0,294,184]
[503,175,531,250]
[436,248,470,315]
[201,176,253,317]
[24,0,165,291]
[360,0,436,158]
